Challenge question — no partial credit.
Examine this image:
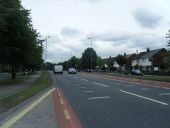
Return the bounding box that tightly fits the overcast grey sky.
[21,0,170,63]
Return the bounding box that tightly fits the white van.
[53,65,63,74]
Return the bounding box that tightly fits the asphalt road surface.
[53,72,170,128]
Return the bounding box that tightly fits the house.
[132,52,147,68]
[132,48,166,72]
[125,54,136,71]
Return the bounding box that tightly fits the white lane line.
[80,78,89,82]
[125,84,134,87]
[163,87,170,90]
[141,88,149,91]
[84,91,93,93]
[92,82,109,88]
[78,87,86,89]
[159,93,170,96]
[75,76,80,79]
[120,90,168,106]
[88,96,109,100]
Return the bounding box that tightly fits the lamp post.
[88,37,93,72]
[45,36,50,70]
[45,36,50,63]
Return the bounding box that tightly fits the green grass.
[0,75,31,87]
[99,72,170,82]
[0,72,53,114]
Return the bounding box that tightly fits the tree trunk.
[11,64,16,79]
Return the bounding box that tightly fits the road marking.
[59,98,64,105]
[141,88,149,91]
[81,74,170,90]
[63,109,70,120]
[163,87,170,90]
[159,93,170,96]
[58,92,61,97]
[78,87,86,89]
[125,84,134,87]
[88,96,109,100]
[84,91,93,93]
[120,90,168,106]
[80,78,89,82]
[92,82,109,88]
[0,88,56,128]
[75,76,80,79]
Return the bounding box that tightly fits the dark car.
[68,68,77,74]
[131,69,143,76]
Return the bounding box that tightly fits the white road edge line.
[0,88,56,128]
[84,90,93,92]
[92,82,109,88]
[88,96,109,100]
[120,90,168,106]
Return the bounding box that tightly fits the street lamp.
[45,36,50,63]
[88,37,93,72]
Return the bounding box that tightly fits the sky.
[21,0,170,63]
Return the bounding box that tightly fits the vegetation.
[116,54,126,70]
[81,47,97,70]
[0,72,53,113]
[0,75,30,86]
[0,0,43,79]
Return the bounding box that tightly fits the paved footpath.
[0,86,82,128]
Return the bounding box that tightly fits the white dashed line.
[163,87,170,90]
[88,96,110,100]
[159,93,170,96]
[84,91,93,93]
[120,90,168,106]
[141,88,149,91]
[92,82,109,88]
[80,78,89,82]
[125,84,134,87]
[78,86,86,88]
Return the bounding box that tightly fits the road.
[53,72,170,128]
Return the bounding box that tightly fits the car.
[68,68,77,74]
[131,69,143,76]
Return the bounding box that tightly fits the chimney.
[147,48,150,52]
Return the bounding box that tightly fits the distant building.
[132,48,166,72]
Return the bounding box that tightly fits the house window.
[149,59,152,62]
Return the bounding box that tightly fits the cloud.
[77,0,102,3]
[133,8,162,29]
[44,30,166,62]
[60,27,82,37]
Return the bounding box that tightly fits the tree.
[165,30,170,71]
[166,29,170,47]
[81,48,97,70]
[116,54,126,70]
[96,56,104,67]
[0,0,43,78]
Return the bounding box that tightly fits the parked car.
[68,68,77,74]
[131,69,143,76]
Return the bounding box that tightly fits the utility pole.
[88,37,93,72]
[45,36,50,70]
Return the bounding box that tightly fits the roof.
[132,52,146,60]
[141,48,164,59]
[125,54,136,59]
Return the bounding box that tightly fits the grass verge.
[0,72,53,114]
[0,75,31,87]
[96,72,170,82]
